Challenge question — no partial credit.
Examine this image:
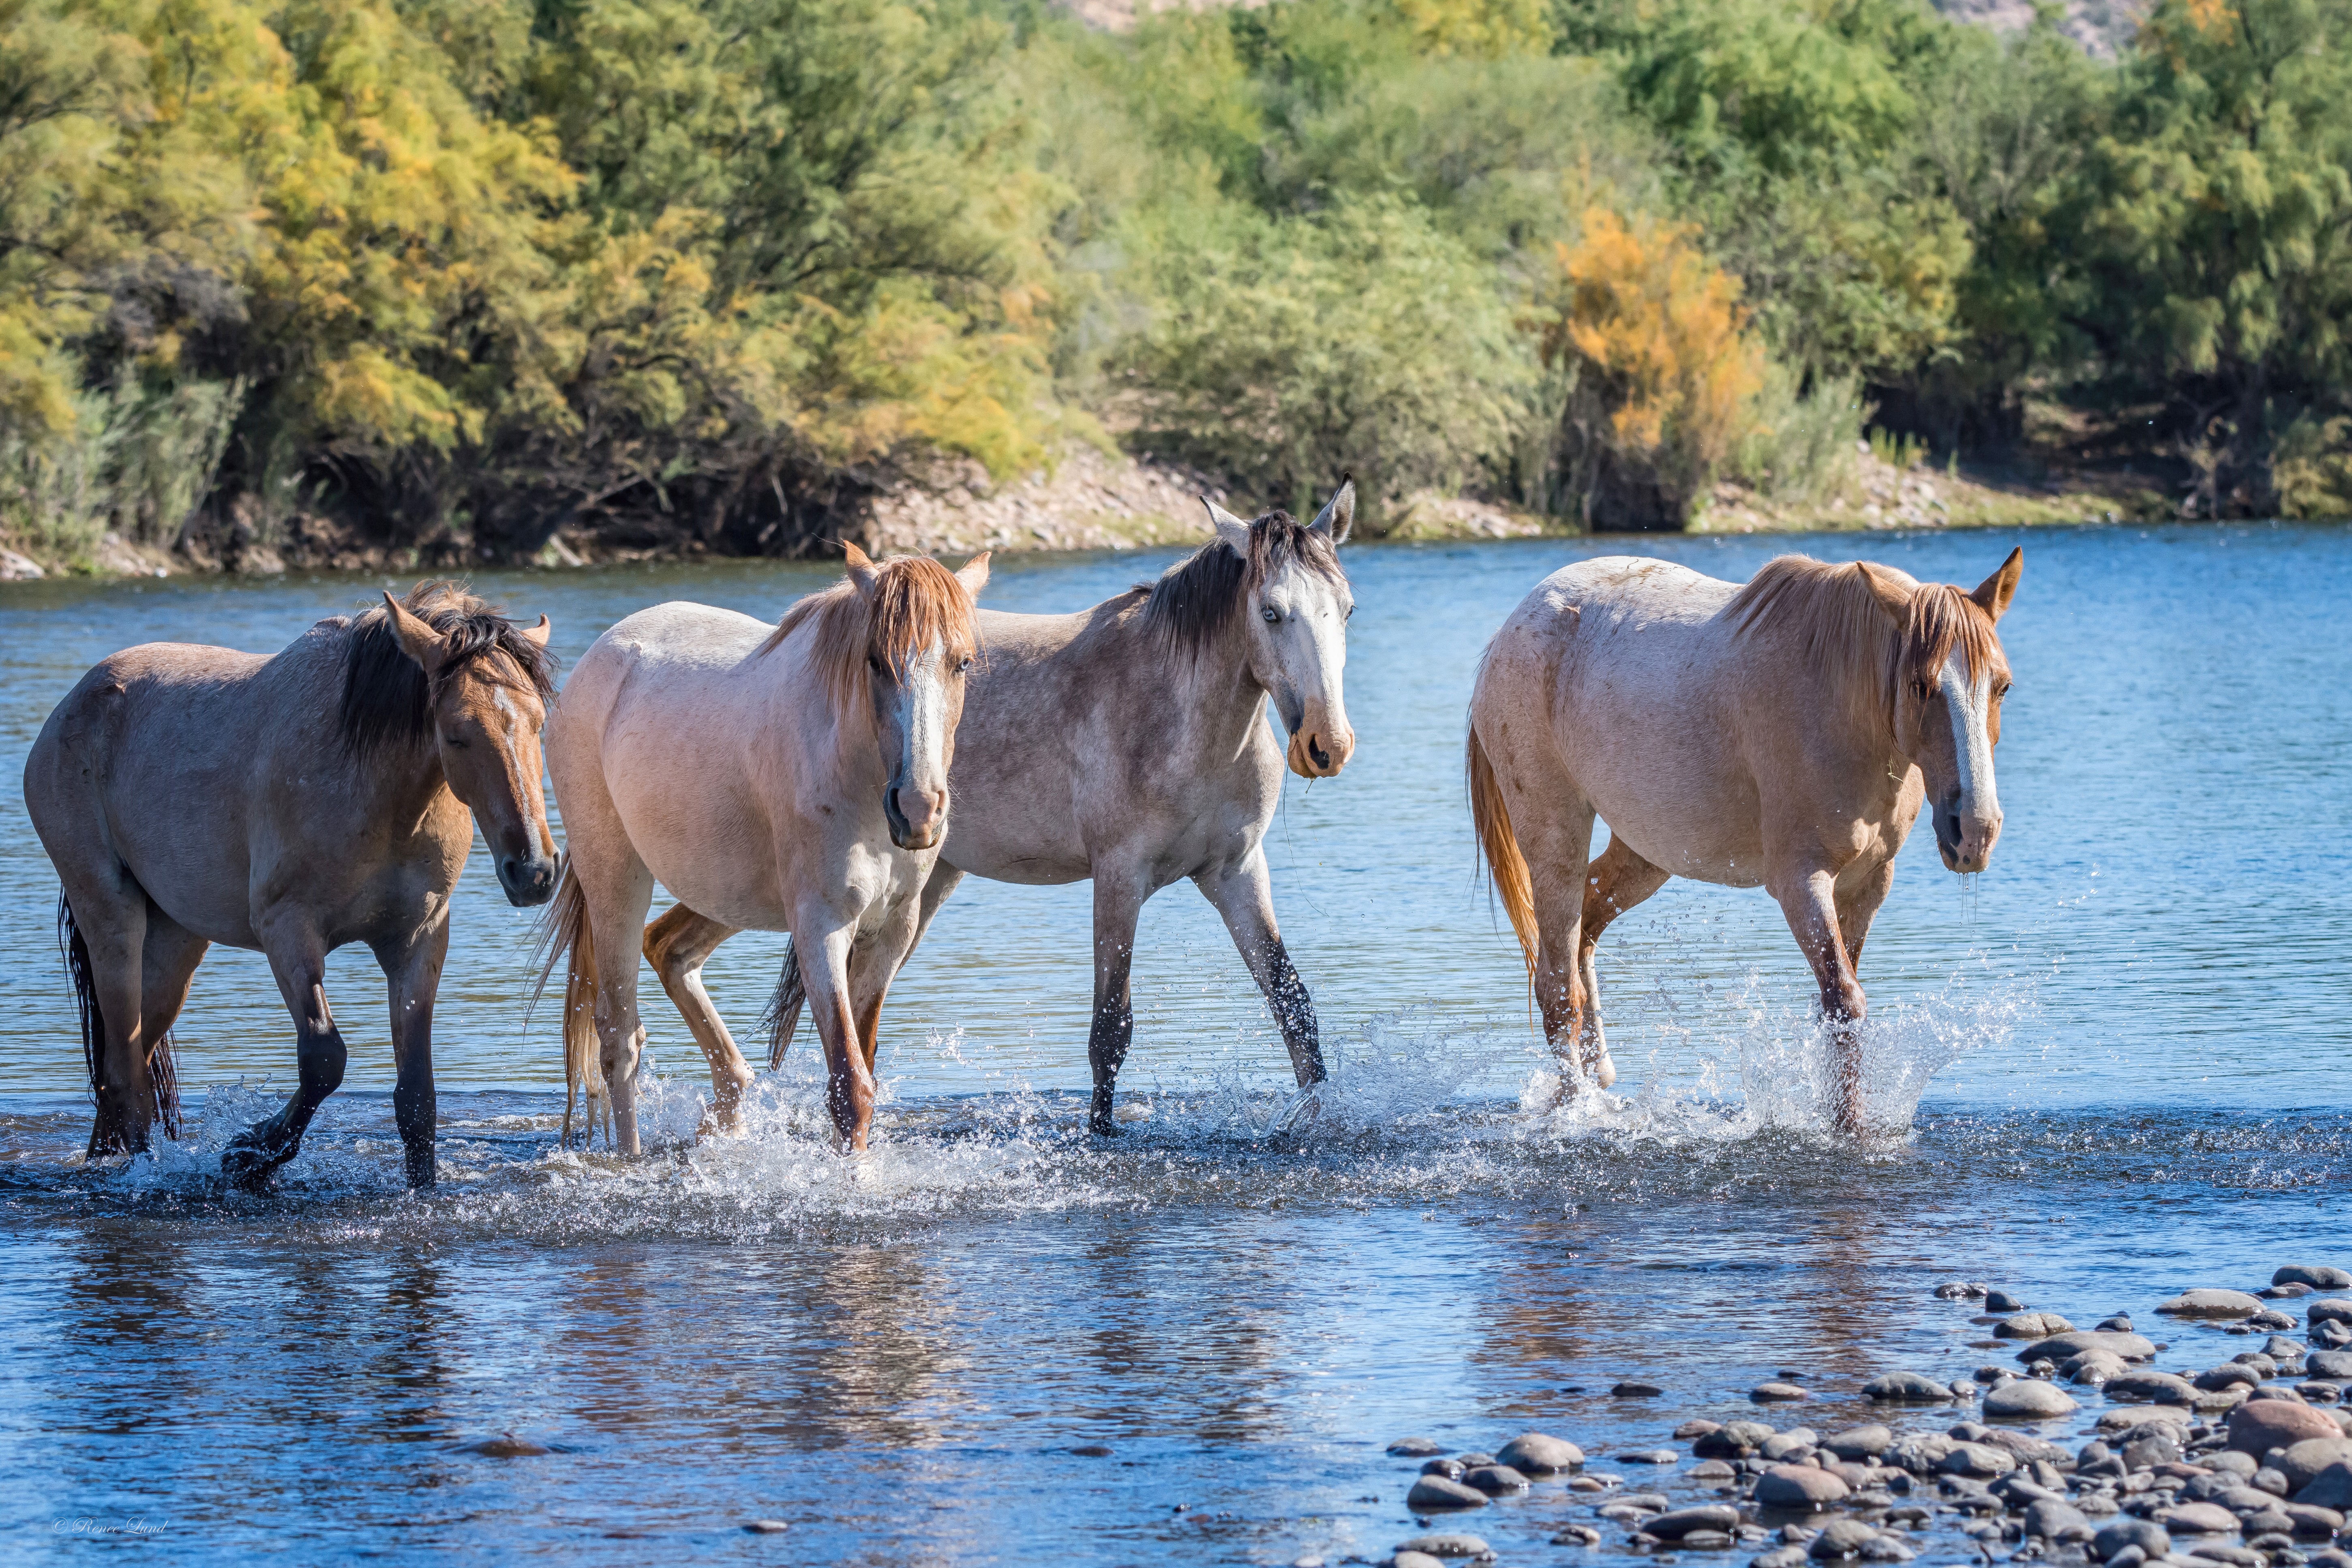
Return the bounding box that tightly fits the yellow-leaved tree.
[1527,207,1766,528]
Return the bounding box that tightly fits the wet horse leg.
[61,878,155,1157]
[767,864,963,1070]
[377,918,448,1189]
[792,919,873,1150]
[1770,865,1869,1139]
[1834,858,1897,973]
[225,924,347,1186]
[1086,872,1147,1137]
[1576,837,1669,1090]
[1193,849,1323,1089]
[643,904,753,1131]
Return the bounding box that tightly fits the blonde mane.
[760,553,979,714]
[1725,555,2003,731]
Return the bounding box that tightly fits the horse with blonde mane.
[1467,548,2023,1136]
[24,583,559,1187]
[538,543,989,1154]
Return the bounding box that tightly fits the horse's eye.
[1262,608,1280,624]
[1345,604,1355,620]
[445,736,470,750]
[1910,679,1931,700]
[958,657,973,675]
[1996,681,2013,698]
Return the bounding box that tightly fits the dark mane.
[339,582,558,758]
[1724,555,2003,731]
[1143,510,1346,659]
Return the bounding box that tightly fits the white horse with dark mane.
[1468,548,2023,1135]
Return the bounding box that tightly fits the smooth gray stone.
[1389,1437,1449,1456]
[1807,1521,1879,1558]
[1940,1442,2019,1478]
[1392,1553,1446,1568]
[2198,1365,2263,1392]
[1618,1450,1679,1465]
[2279,1440,2352,1492]
[1393,1534,1493,1559]
[1997,1313,2077,1339]
[1420,1459,1466,1479]
[2028,1499,2098,1542]
[1615,1382,1666,1397]
[2160,1291,2268,1320]
[2108,1370,2200,1405]
[1752,1549,1809,1568]
[2095,1518,2174,1559]
[1406,1476,1489,1510]
[2284,1502,2346,1535]
[1864,1371,1956,1402]
[1696,1422,1777,1457]
[2273,1337,2316,1360]
[1495,1433,1583,1474]
[1754,1383,1810,1403]
[1757,1466,1851,1509]
[1460,1465,1529,1495]
[2310,1352,2352,1380]
[1761,1432,1821,1462]
[1987,1380,2080,1418]
[1988,1290,2026,1313]
[2311,1301,2352,1328]
[2020,1331,2159,1365]
[1825,1426,1894,1460]
[1859,1540,1914,1563]
[1680,1531,1736,1550]
[1552,1525,1605,1547]
[2280,1268,2352,1291]
[743,1520,790,1534]
[1647,1506,1745,1540]
[2296,1461,2352,1510]
[2156,1502,2241,1534]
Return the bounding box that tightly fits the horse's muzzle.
[1933,795,2001,874]
[1285,725,1355,780]
[886,785,947,852]
[499,853,559,906]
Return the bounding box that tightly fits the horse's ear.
[1970,547,2022,622]
[382,591,450,675]
[1853,562,1913,628]
[1200,496,1253,555]
[1309,475,1355,544]
[518,614,552,649]
[842,540,881,600]
[955,551,991,601]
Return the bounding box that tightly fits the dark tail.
[58,894,180,1142]
[758,938,805,1070]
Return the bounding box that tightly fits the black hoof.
[222,1131,293,1189]
[1088,1112,1123,1138]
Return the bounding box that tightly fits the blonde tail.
[530,865,609,1150]
[1467,724,1539,984]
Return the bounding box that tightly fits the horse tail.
[1467,725,1539,984]
[758,938,807,1070]
[57,894,181,1144]
[529,865,605,1150]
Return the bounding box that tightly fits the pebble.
[1695,1422,1777,1457]
[1935,1281,1990,1300]
[1456,1452,1495,1467]
[1754,1548,1810,1568]
[2279,1268,2352,1290]
[743,1519,790,1534]
[2275,1439,2352,1492]
[1824,1426,1893,1460]
[1646,1506,1744,1540]
[2022,1330,2159,1364]
[2071,1351,2135,1385]
[1420,1459,1467,1479]
[1986,1380,2080,1418]
[1939,1442,2018,1478]
[2251,1310,2301,1330]
[2158,1502,2241,1534]
[1691,1460,1740,1482]
[2026,1499,2097,1541]
[2228,1398,2346,1456]
[1553,1525,1604,1547]
[456,1433,553,1457]
[1680,1529,1736,1549]
[1389,1437,1448,1457]
[1986,1290,2027,1313]
[1754,1383,1810,1402]
[2103,1316,2139,1332]
[1618,1450,1680,1465]
[1757,1465,1853,1509]
[1677,1420,1726,1439]
[2095,1518,2174,1560]
[1392,1553,1445,1568]
[2108,1370,2202,1405]
[1393,1536,1493,1561]
[2311,1352,2352,1379]
[1761,1431,1821,1461]
[2312,1301,2352,1328]
[2160,1290,2270,1320]
[2271,1337,2313,1360]
[1996,1313,2078,1339]
[2306,1464,2352,1510]
[2319,1322,2352,1350]
[2287,1502,2347,1535]
[1614,1382,1665,1397]
[1406,1476,1488,1511]
[1859,1538,1913,1562]
[1495,1433,1583,1474]
[1460,1465,1529,1495]
[1862,1371,1956,1402]
[1807,1520,1879,1558]
[2196,1365,2263,1392]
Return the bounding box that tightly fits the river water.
[1,524,2346,1562]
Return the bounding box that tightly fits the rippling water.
[1,523,2346,1561]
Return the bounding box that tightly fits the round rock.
[1995,1313,2076,1339]
[2278,1439,2352,1492]
[2230,1398,2347,1456]
[1647,1506,1744,1540]
[2094,1519,2172,1560]
[2106,1369,2199,1405]
[1986,1290,2026,1313]
[1389,1437,1448,1457]
[1754,1382,1810,1402]
[2025,1499,2096,1542]
[2312,1352,2352,1380]
[1613,1381,1664,1398]
[1394,1555,1446,1568]
[1823,1425,1893,1460]
[1938,1442,2018,1478]
[1755,1465,1852,1509]
[1862,1371,1956,1402]
[2017,1330,2157,1365]
[2298,1462,2352,1510]
[1394,1534,1492,1559]
[1461,1466,1529,1495]
[743,1520,790,1534]
[2158,1502,2241,1534]
[1695,1421,1776,1457]
[1985,1380,2079,1419]
[1618,1450,1679,1465]
[1495,1433,1583,1474]
[2280,1268,2352,1290]
[1807,1520,1879,1558]
[1406,1476,1489,1511]
[2161,1290,2269,1320]
[2311,1301,2352,1328]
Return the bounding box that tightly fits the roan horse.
[1467,549,2022,1136]
[538,544,989,1154]
[24,584,559,1186]
[740,482,1359,1135]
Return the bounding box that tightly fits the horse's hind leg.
[1085,870,1148,1137]
[225,923,347,1187]
[643,904,752,1133]
[1195,848,1323,1090]
[1577,836,1669,1090]
[768,863,962,1071]
[137,909,208,1142]
[376,917,449,1189]
[58,880,155,1157]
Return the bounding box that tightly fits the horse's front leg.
[377,918,448,1190]
[643,904,752,1133]
[225,925,347,1187]
[792,917,873,1151]
[1087,872,1148,1137]
[1771,865,1869,1139]
[1194,849,1323,1089]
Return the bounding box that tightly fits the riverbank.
[0,443,2171,584]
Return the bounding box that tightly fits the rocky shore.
[1350,1266,2352,1568]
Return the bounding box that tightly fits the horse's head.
[1201,478,1357,779]
[379,590,560,905]
[1859,548,2022,874]
[842,543,990,851]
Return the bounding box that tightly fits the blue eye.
[1262,609,1280,623]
